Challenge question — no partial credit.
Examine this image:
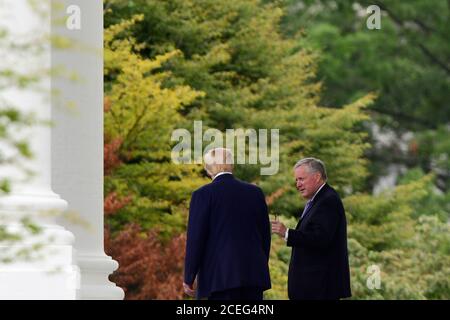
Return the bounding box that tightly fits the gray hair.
[294,157,327,181]
[204,147,234,176]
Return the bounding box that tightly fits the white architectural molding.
[51,0,124,300]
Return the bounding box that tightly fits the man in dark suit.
[183,148,271,300]
[271,158,351,300]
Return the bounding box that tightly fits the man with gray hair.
[271,157,351,300]
[183,148,271,300]
[203,147,234,177]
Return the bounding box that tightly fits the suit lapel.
[297,200,317,227]
[297,184,329,228]
[299,200,319,226]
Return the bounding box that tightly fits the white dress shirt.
[213,171,233,180]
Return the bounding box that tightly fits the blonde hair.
[204,148,234,177]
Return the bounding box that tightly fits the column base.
[0,226,79,299]
[0,192,78,299]
[77,254,124,300]
[0,264,79,300]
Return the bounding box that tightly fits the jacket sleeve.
[287,195,341,250]
[184,190,210,285]
[259,189,271,261]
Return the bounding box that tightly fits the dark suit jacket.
[286,183,351,300]
[184,174,271,299]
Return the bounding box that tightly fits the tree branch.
[375,1,450,76]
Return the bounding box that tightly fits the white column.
[51,0,124,299]
[0,0,78,299]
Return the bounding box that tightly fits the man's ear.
[315,172,322,183]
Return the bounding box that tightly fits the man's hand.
[271,220,287,238]
[183,282,195,297]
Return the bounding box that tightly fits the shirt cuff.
[284,229,289,242]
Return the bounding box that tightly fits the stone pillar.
[0,0,78,299]
[51,0,124,300]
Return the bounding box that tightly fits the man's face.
[294,165,322,199]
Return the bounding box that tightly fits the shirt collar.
[310,182,326,202]
[212,172,233,180]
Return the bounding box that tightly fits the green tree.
[281,0,449,129]
[281,0,450,194]
[103,0,449,299]
[104,0,373,216]
[345,176,450,299]
[104,0,373,299]
[104,15,208,238]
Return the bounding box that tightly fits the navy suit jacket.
[286,183,351,300]
[184,174,271,299]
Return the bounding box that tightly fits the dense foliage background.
[103,0,449,299]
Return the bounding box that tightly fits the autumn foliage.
[105,224,187,300]
[104,136,123,175]
[104,192,132,216]
[103,109,187,299]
